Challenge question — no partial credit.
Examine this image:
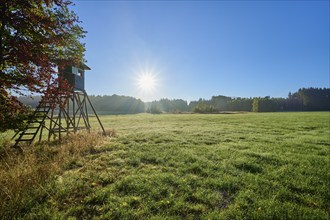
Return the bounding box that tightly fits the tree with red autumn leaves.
[0,0,86,132]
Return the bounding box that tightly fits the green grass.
[1,112,330,219]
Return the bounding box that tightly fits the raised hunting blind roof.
[79,63,91,70]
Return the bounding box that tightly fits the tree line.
[88,95,145,114]
[19,87,329,114]
[189,88,329,113]
[18,94,145,114]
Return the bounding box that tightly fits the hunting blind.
[13,63,105,147]
[63,63,90,91]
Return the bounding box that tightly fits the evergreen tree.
[252,98,259,112]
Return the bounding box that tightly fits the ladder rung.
[16,139,33,142]
[22,132,37,135]
[50,129,69,132]
[27,126,40,129]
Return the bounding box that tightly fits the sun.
[137,72,157,92]
[134,67,162,101]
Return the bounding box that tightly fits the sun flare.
[137,73,157,92]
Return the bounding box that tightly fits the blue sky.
[72,0,329,102]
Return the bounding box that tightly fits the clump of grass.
[0,130,108,219]
[99,128,117,137]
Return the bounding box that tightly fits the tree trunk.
[0,2,6,75]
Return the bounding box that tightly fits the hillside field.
[1,112,329,219]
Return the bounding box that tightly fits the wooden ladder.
[13,100,51,147]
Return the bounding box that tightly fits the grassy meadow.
[0,112,329,219]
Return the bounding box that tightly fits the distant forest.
[19,87,330,114]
